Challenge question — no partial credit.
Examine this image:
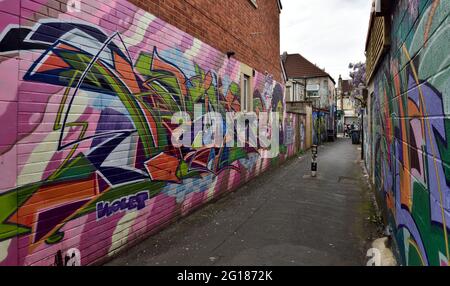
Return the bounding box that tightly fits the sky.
[280,0,373,82]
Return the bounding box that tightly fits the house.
[281,52,336,144]
[337,76,358,134]
[0,0,288,266]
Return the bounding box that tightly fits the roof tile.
[282,53,335,83]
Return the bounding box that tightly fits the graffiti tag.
[54,248,81,266]
[96,192,150,220]
[366,248,381,266]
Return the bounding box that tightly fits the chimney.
[281,52,288,63]
[338,75,343,94]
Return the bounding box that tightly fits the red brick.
[128,0,282,82]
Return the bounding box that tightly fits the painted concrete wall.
[370,0,449,266]
[285,112,309,156]
[0,0,288,265]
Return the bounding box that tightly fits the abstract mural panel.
[0,0,287,265]
[372,0,450,266]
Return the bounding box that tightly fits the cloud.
[280,0,372,82]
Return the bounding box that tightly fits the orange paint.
[57,42,80,52]
[12,178,96,221]
[36,52,70,73]
[8,177,97,250]
[145,152,180,182]
[398,90,412,210]
[113,52,140,94]
[424,0,440,47]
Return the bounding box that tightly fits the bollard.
[311,145,318,177]
[311,160,317,177]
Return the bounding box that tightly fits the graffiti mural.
[299,117,306,151]
[312,111,327,145]
[372,0,450,266]
[284,114,297,157]
[0,0,286,265]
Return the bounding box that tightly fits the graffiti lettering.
[65,248,81,266]
[0,0,286,265]
[96,192,150,220]
[366,248,381,266]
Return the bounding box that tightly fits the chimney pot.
[282,52,288,62]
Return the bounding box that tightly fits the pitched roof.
[282,53,335,84]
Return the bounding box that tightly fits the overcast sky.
[280,0,373,82]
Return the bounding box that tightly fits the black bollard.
[311,145,318,177]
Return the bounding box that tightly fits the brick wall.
[369,0,450,266]
[0,0,290,265]
[128,0,282,83]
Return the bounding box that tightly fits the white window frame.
[286,86,292,102]
[293,83,297,101]
[294,83,302,101]
[243,75,250,111]
[240,64,254,113]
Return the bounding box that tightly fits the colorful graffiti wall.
[371,0,450,266]
[0,0,287,265]
[312,111,328,145]
[362,107,371,174]
[284,113,309,157]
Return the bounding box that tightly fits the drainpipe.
[361,110,364,160]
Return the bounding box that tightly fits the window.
[240,64,253,112]
[307,91,319,98]
[292,83,296,101]
[286,86,291,102]
[295,83,299,101]
[243,75,250,111]
[294,83,304,101]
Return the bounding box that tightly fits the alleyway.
[107,138,379,266]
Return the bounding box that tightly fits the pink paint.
[0,238,18,266]
[0,0,288,266]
